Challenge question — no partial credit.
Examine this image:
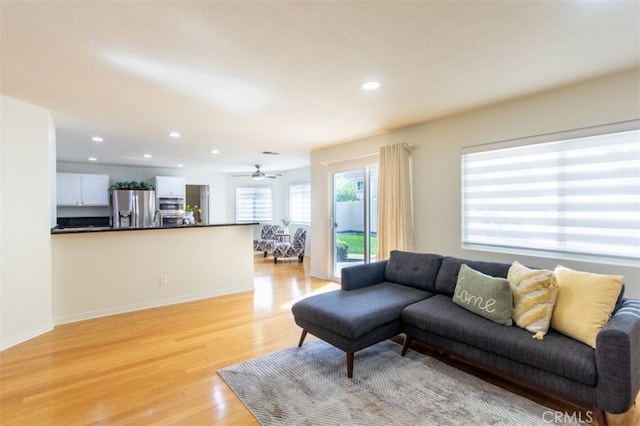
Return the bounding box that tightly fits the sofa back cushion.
[435,256,511,296]
[384,251,443,292]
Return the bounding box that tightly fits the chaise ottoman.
[291,281,431,377]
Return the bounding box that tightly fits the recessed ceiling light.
[261,151,280,155]
[210,149,220,154]
[91,136,103,142]
[88,157,97,161]
[168,132,181,138]
[144,154,152,158]
[361,81,381,90]
[177,164,184,168]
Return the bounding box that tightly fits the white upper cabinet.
[80,174,110,205]
[57,173,110,206]
[154,176,185,197]
[56,173,82,205]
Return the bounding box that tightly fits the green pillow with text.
[453,264,513,326]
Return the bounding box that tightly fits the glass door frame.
[331,162,378,279]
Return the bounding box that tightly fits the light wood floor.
[1,256,637,425]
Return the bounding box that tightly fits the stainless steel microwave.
[158,197,184,216]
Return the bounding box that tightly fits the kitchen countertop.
[51,223,258,234]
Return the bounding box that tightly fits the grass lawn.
[336,232,377,255]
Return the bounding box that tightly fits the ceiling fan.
[232,165,281,180]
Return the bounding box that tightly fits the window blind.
[236,187,273,222]
[461,127,640,264]
[289,183,311,224]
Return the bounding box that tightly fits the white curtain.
[377,143,414,260]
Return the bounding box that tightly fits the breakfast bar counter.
[51,223,256,324]
[51,222,256,234]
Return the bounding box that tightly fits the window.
[289,183,311,224]
[236,187,272,222]
[461,123,640,265]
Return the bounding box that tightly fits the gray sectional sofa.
[291,251,640,424]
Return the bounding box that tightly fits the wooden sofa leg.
[401,336,412,356]
[593,409,607,426]
[347,352,354,378]
[298,330,308,347]
[263,251,268,258]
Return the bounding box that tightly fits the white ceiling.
[1,1,638,173]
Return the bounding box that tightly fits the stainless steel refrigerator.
[111,190,156,229]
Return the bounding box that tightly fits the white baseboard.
[310,270,334,281]
[1,323,54,351]
[53,286,253,325]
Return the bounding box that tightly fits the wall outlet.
[159,275,168,286]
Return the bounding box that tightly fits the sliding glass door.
[332,165,378,278]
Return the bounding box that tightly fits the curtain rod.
[320,152,378,168]
[320,143,414,167]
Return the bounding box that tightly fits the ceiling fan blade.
[233,166,280,178]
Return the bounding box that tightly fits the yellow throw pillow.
[507,261,558,340]
[550,266,624,348]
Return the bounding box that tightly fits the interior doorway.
[186,184,210,225]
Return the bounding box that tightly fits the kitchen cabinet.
[57,173,110,206]
[154,176,185,197]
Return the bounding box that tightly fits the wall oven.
[160,216,182,227]
[157,196,184,226]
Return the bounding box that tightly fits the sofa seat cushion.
[292,283,432,340]
[402,294,597,386]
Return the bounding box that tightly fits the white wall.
[56,162,228,224]
[0,96,54,350]
[278,167,311,256]
[311,68,640,296]
[49,118,57,227]
[52,225,254,324]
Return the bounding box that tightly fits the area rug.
[218,340,584,425]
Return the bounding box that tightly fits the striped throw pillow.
[507,261,558,340]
